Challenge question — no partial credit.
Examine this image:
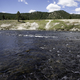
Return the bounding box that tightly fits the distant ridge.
[48,10,70,19]
[0,10,80,20]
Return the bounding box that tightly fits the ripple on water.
[18,34,58,39]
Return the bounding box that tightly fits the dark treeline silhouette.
[0,10,80,20]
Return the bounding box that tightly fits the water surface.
[0,31,80,80]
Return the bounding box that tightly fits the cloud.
[75,7,80,14]
[58,0,78,7]
[46,2,61,12]
[18,0,28,4]
[29,10,36,13]
[70,13,73,14]
[75,8,80,11]
[2,11,6,13]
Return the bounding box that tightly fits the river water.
[0,30,80,80]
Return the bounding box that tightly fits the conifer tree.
[2,15,5,20]
[17,11,21,22]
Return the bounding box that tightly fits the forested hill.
[0,10,80,20]
[48,10,70,19]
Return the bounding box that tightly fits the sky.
[0,0,80,14]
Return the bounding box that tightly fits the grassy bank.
[0,19,80,31]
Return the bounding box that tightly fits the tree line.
[0,10,80,21]
[0,11,49,21]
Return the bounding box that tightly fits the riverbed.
[0,31,80,80]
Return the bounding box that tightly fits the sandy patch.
[60,19,80,23]
[70,27,80,31]
[0,22,39,30]
[29,22,39,30]
[16,22,30,30]
[1,24,11,27]
[53,23,59,26]
[17,27,26,30]
[10,22,39,30]
[45,20,53,30]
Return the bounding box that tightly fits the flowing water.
[0,30,80,80]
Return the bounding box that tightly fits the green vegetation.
[17,11,21,22]
[71,14,80,19]
[49,20,80,31]
[0,10,80,20]
[36,20,48,30]
[2,15,5,20]
[24,20,48,30]
[48,10,70,19]
[0,20,19,25]
[0,19,80,31]
[0,13,16,20]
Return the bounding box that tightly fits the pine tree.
[69,15,72,19]
[2,15,5,20]
[17,11,21,22]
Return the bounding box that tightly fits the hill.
[21,11,49,20]
[48,10,70,19]
[0,10,80,20]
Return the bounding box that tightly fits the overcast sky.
[0,0,80,14]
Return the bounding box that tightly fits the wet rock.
[26,50,30,52]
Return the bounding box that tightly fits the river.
[0,30,80,80]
